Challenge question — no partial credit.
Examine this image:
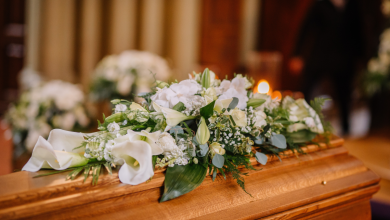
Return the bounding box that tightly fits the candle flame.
[257,80,270,94]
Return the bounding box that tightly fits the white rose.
[209,142,225,158]
[157,132,177,152]
[304,117,315,128]
[230,108,247,127]
[115,104,127,113]
[107,122,120,132]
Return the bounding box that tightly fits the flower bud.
[193,158,198,164]
[156,80,169,89]
[196,117,210,145]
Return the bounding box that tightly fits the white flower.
[230,108,247,127]
[235,74,253,89]
[209,142,225,158]
[253,93,280,111]
[117,74,135,96]
[304,117,315,128]
[153,102,196,128]
[254,110,267,128]
[110,140,154,185]
[115,104,127,113]
[107,122,120,133]
[127,129,163,155]
[157,132,178,152]
[218,77,249,109]
[22,129,88,172]
[289,115,298,122]
[151,79,202,109]
[284,97,324,134]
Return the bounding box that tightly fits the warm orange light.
[272,90,282,100]
[257,80,270,94]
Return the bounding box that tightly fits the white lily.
[111,140,154,185]
[127,129,163,155]
[152,101,196,127]
[22,129,88,172]
[196,117,210,145]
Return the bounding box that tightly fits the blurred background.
[0,0,389,218]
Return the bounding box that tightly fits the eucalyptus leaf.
[197,143,209,157]
[254,137,263,145]
[199,100,216,119]
[192,136,199,146]
[172,102,186,112]
[255,152,268,165]
[212,154,225,168]
[160,164,207,202]
[170,126,184,135]
[228,97,239,109]
[271,134,287,149]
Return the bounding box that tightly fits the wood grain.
[0,138,380,219]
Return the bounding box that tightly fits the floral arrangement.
[89,50,171,102]
[22,69,330,202]
[362,0,390,96]
[5,80,92,155]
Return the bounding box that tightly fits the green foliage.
[199,100,216,119]
[270,134,287,149]
[160,164,207,202]
[255,152,268,165]
[34,161,113,186]
[247,98,266,109]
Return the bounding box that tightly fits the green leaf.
[33,168,75,178]
[287,129,317,143]
[271,134,287,149]
[255,152,268,165]
[228,97,239,109]
[104,162,113,175]
[199,100,216,119]
[212,154,225,168]
[172,102,186,112]
[219,168,226,180]
[83,165,91,183]
[67,167,84,180]
[160,164,207,202]
[201,68,210,88]
[247,98,266,109]
[212,167,217,181]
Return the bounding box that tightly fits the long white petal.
[111,140,154,185]
[22,136,88,172]
[47,129,85,153]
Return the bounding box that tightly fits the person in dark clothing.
[291,0,367,135]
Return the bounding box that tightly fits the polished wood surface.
[0,138,380,219]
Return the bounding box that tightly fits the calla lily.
[196,117,210,145]
[127,129,163,155]
[152,102,196,127]
[111,140,154,185]
[22,129,88,172]
[214,98,233,113]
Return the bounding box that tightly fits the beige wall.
[25,0,260,90]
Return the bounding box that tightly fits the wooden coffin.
[0,138,380,219]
